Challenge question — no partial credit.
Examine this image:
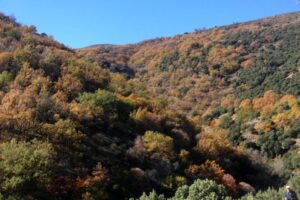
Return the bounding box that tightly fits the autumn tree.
[196,129,237,161]
[79,163,110,200]
[187,160,225,183]
[55,74,83,100]
[142,131,175,160]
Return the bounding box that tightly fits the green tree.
[239,188,282,200]
[0,70,12,88]
[257,130,295,158]
[218,114,233,129]
[77,89,132,127]
[66,58,110,91]
[0,139,56,199]
[172,179,231,200]
[136,191,166,200]
[163,176,187,192]
[289,176,300,199]
[78,89,118,113]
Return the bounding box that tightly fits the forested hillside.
[0,11,300,200]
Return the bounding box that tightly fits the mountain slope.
[79,11,300,115]
[78,11,300,198]
[0,11,300,200]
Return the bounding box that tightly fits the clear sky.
[0,0,299,48]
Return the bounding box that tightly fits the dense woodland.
[0,11,299,200]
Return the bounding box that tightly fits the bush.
[0,52,13,73]
[0,70,12,88]
[4,28,21,40]
[133,179,231,200]
[239,188,282,200]
[131,190,166,200]
[283,151,300,171]
[13,45,39,68]
[257,130,295,158]
[218,114,233,129]
[163,176,187,191]
[289,176,300,199]
[203,107,227,122]
[285,120,300,137]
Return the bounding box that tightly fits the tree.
[142,131,174,160]
[0,139,55,199]
[15,62,41,88]
[13,45,39,68]
[163,176,187,192]
[0,52,13,73]
[222,174,237,195]
[289,176,300,199]
[40,51,61,81]
[77,89,132,128]
[41,119,86,168]
[66,58,110,91]
[285,120,300,137]
[252,91,278,110]
[133,179,234,200]
[187,160,225,183]
[239,188,282,200]
[196,129,236,161]
[283,150,300,171]
[257,130,295,158]
[218,114,233,129]
[77,89,118,113]
[127,136,147,162]
[172,179,231,200]
[55,74,83,100]
[0,70,12,88]
[82,163,110,200]
[130,108,163,132]
[132,190,166,200]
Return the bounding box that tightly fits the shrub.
[218,114,233,129]
[133,179,231,200]
[0,70,12,88]
[285,120,300,137]
[4,28,21,40]
[132,190,166,200]
[289,176,300,198]
[163,176,187,191]
[239,188,283,200]
[257,130,295,158]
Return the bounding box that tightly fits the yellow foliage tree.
[252,90,278,117]
[142,131,174,160]
[272,95,300,128]
[196,129,236,160]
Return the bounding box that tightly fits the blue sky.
[0,0,299,48]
